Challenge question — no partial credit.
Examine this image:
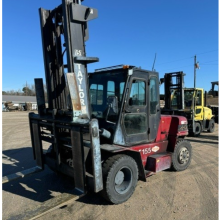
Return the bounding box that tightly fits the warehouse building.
[2,95,37,110]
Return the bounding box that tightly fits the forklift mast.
[164,71,185,110]
[30,0,102,194]
[38,0,98,121]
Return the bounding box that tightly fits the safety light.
[123,65,129,69]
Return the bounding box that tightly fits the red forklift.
[29,0,192,204]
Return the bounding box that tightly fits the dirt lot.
[2,112,218,220]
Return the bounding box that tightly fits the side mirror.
[107,96,118,114]
[160,78,165,85]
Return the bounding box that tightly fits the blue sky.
[2,0,218,94]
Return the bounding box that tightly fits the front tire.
[193,122,201,137]
[171,139,192,171]
[101,154,138,204]
[207,119,215,133]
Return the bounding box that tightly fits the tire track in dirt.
[141,146,218,220]
[193,154,218,191]
[146,160,217,186]
[192,147,218,169]
[188,140,218,149]
[191,144,218,163]
[128,171,177,220]
[192,145,217,160]
[186,147,218,219]
[190,145,218,189]
[192,171,218,220]
[155,174,176,219]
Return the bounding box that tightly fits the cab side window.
[124,79,147,135]
[196,90,202,105]
[120,82,125,101]
[107,81,115,98]
[90,84,103,105]
[129,80,146,106]
[149,77,158,114]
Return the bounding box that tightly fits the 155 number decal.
[139,148,151,155]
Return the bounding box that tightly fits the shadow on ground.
[2,147,36,176]
[2,147,79,204]
[186,137,218,146]
[193,133,218,141]
[3,166,77,202]
[75,191,110,206]
[2,147,107,206]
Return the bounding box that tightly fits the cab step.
[146,153,172,173]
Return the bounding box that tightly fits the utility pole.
[192,55,199,134]
[192,55,197,134]
[194,55,196,89]
[194,55,200,88]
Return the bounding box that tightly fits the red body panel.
[146,153,172,172]
[156,115,188,141]
[130,141,168,168]
[107,114,188,174]
[155,115,172,142]
[129,115,188,170]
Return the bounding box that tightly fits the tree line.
[2,84,47,97]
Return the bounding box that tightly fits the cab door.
[194,89,203,120]
[148,74,160,141]
[121,70,160,145]
[122,71,148,145]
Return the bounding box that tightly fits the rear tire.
[207,119,215,133]
[171,139,192,171]
[101,154,138,204]
[193,122,201,137]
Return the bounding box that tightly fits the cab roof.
[94,64,135,73]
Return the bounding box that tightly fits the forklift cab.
[89,65,160,146]
[183,89,203,120]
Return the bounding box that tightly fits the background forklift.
[207,81,218,123]
[29,0,192,204]
[161,71,215,136]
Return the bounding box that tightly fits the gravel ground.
[2,112,218,220]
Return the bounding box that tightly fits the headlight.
[178,124,188,131]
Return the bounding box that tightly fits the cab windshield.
[184,89,202,107]
[184,90,194,107]
[89,71,127,119]
[171,89,202,109]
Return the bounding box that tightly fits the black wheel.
[171,139,192,171]
[101,154,138,204]
[193,122,201,137]
[207,119,215,133]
